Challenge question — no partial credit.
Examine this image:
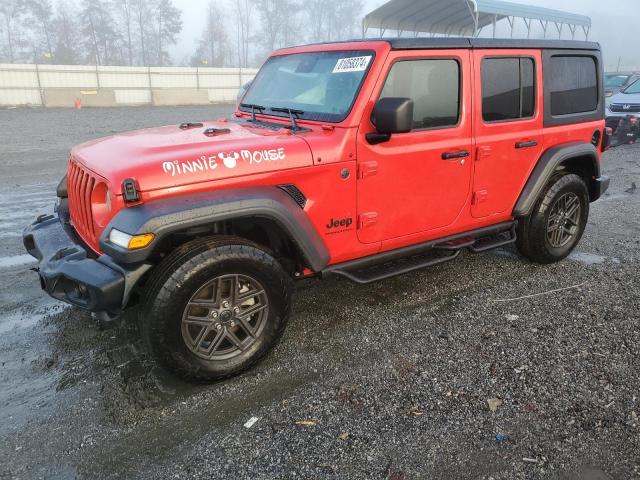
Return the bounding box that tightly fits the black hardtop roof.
[299,37,601,52]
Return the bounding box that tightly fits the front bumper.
[23,200,150,317]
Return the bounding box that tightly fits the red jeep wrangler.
[24,39,610,381]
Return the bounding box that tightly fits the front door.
[356,50,473,244]
[471,50,544,218]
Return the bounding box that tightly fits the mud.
[0,106,638,479]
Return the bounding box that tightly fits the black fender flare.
[99,186,330,271]
[513,142,602,217]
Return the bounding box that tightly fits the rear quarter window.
[549,56,598,116]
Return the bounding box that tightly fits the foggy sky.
[69,0,639,69]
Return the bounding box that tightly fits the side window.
[380,59,460,129]
[481,57,536,122]
[548,56,598,116]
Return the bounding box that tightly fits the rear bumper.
[22,200,150,317]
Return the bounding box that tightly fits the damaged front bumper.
[22,200,150,319]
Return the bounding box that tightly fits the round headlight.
[91,182,111,228]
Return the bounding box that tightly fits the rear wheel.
[516,173,589,264]
[140,237,292,381]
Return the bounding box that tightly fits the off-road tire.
[516,173,589,264]
[139,236,292,382]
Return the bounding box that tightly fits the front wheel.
[516,173,590,264]
[140,237,292,382]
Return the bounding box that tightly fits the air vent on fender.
[278,184,307,208]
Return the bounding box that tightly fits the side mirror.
[367,97,414,145]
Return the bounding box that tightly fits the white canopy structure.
[363,0,592,40]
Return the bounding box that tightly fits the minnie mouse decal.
[218,151,240,169]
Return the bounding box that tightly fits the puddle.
[0,304,67,334]
[0,254,36,269]
[569,252,617,266]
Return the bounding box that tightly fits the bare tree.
[193,1,228,67]
[254,0,301,54]
[52,0,81,64]
[234,0,252,68]
[305,0,330,43]
[25,0,54,63]
[0,0,27,63]
[330,0,364,40]
[80,0,121,65]
[304,0,363,43]
[151,0,181,66]
[132,0,152,65]
[113,0,135,66]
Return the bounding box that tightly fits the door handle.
[441,150,470,160]
[515,140,538,149]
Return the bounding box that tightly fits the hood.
[70,120,314,195]
[608,91,640,107]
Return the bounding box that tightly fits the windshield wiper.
[240,103,266,122]
[270,107,304,132]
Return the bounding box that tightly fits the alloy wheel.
[181,274,269,360]
[546,192,581,248]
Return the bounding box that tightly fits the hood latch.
[204,128,231,137]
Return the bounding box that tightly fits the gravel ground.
[0,106,638,480]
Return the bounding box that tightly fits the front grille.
[68,159,98,249]
[610,103,640,113]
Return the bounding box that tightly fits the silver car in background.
[605,72,640,98]
[606,79,640,143]
[607,79,640,119]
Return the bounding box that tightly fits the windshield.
[622,79,640,94]
[605,74,629,88]
[240,50,375,123]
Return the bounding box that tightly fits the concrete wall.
[0,64,258,107]
[151,88,210,106]
[43,89,117,107]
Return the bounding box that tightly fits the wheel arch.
[514,142,602,217]
[99,186,330,273]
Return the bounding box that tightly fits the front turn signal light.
[128,233,155,250]
[109,229,155,250]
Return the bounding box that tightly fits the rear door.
[471,50,544,218]
[356,49,473,244]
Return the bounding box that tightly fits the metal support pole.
[95,63,101,89]
[196,66,200,90]
[540,20,548,39]
[35,64,44,106]
[524,18,532,38]
[148,66,152,105]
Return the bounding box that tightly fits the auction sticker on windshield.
[333,56,372,73]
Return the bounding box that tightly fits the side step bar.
[324,222,517,285]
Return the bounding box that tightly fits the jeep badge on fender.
[327,217,353,230]
[23,38,610,382]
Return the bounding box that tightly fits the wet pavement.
[0,106,638,479]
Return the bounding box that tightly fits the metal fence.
[0,64,258,107]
